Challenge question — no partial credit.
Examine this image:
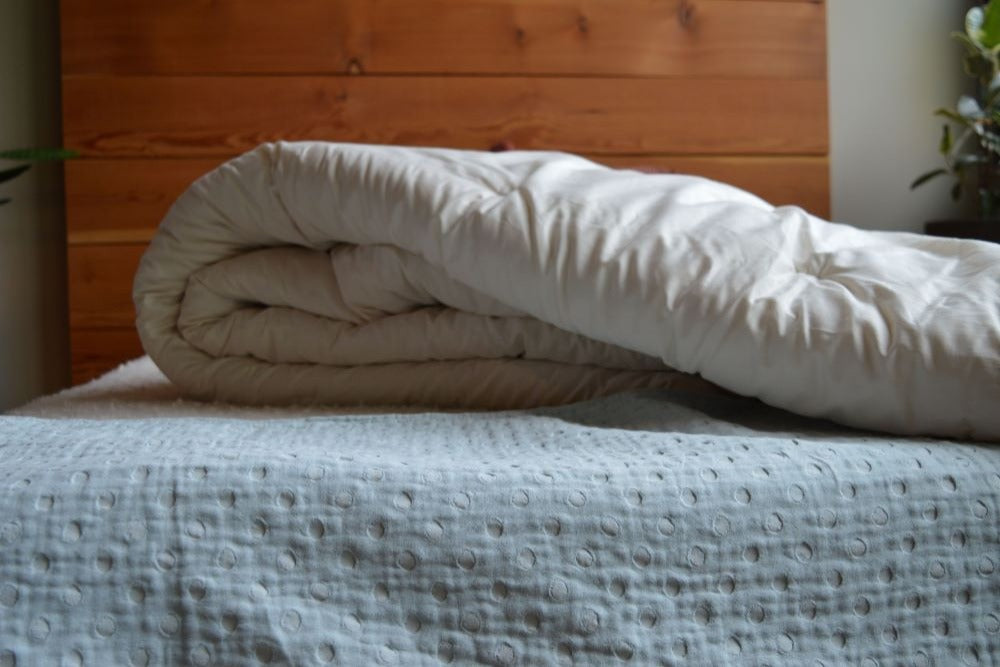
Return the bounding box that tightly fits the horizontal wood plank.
[62,76,828,158]
[61,0,825,79]
[70,327,144,385]
[65,158,224,243]
[66,155,829,244]
[68,243,144,328]
[60,0,829,388]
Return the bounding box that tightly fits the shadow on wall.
[0,0,69,410]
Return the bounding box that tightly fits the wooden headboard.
[60,0,828,384]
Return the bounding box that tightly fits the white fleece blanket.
[134,142,1000,439]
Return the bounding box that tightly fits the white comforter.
[134,142,1000,439]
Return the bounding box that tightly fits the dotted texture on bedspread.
[0,391,998,665]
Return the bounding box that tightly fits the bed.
[5,356,999,664]
[2,1,997,665]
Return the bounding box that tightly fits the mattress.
[3,359,998,665]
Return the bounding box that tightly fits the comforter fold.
[134,142,1000,439]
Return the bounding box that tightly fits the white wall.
[828,0,973,231]
[0,0,68,409]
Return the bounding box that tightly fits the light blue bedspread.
[1,389,998,665]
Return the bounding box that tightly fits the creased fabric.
[134,142,1000,438]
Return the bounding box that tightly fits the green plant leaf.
[964,51,993,80]
[0,164,30,184]
[953,30,980,52]
[958,95,984,119]
[911,168,948,189]
[963,4,1000,47]
[976,120,1000,148]
[0,148,78,161]
[935,107,972,126]
[955,153,989,166]
[940,124,953,154]
[982,0,1000,48]
[967,5,985,42]
[0,147,78,207]
[949,126,977,158]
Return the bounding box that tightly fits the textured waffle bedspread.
[2,388,998,665]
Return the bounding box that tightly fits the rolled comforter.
[134,142,1000,439]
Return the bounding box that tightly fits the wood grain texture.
[60,0,829,383]
[67,243,144,329]
[65,158,224,243]
[66,155,829,245]
[61,0,825,79]
[70,328,144,384]
[63,75,828,158]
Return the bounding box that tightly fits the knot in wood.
[677,0,695,29]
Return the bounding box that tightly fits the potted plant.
[0,147,77,205]
[912,0,1000,242]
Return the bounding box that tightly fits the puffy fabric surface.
[3,381,999,665]
[134,142,1000,439]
